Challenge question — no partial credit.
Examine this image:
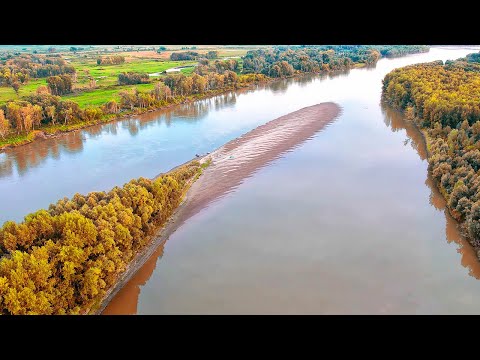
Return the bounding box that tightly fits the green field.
[70,59,196,87]
[0,58,195,107]
[0,79,47,105]
[63,83,155,107]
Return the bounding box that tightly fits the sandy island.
[94,102,341,314]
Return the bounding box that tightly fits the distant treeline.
[170,51,199,61]
[382,51,480,247]
[0,161,202,314]
[372,45,429,57]
[242,46,429,77]
[170,51,218,61]
[118,72,149,85]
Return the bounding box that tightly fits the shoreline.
[0,83,261,152]
[0,69,353,153]
[389,104,480,259]
[94,102,341,314]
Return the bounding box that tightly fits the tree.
[46,106,56,125]
[36,85,50,95]
[11,81,20,95]
[32,105,43,130]
[206,51,218,59]
[102,100,119,114]
[6,102,23,133]
[20,105,34,132]
[0,109,10,139]
[47,75,72,96]
[89,77,96,89]
[119,90,137,110]
[152,82,167,101]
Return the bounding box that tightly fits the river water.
[3,46,480,314]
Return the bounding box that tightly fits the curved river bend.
[2,47,480,314]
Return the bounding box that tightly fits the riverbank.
[94,102,341,314]
[384,102,480,262]
[418,125,480,258]
[0,72,336,152]
[0,83,264,152]
[0,71,340,152]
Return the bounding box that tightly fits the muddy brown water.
[2,47,480,314]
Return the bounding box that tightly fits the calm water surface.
[2,47,480,314]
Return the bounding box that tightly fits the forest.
[0,161,202,314]
[382,51,480,248]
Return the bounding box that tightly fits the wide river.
[3,46,480,314]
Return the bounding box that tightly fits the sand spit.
[97,102,341,314]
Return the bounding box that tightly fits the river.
[3,46,480,314]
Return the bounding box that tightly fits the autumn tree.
[89,77,96,89]
[6,102,22,133]
[36,85,50,95]
[0,109,9,139]
[47,75,73,96]
[11,81,20,95]
[0,161,202,314]
[45,106,56,125]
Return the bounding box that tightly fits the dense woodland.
[0,161,202,314]
[242,45,429,77]
[382,51,480,247]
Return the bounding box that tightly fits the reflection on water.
[0,92,241,182]
[1,131,84,178]
[103,245,165,315]
[382,104,480,280]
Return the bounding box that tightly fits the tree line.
[96,56,125,65]
[0,54,76,96]
[0,161,202,314]
[116,71,254,111]
[241,47,373,77]
[0,91,101,137]
[241,46,430,78]
[195,59,239,76]
[0,54,75,83]
[382,52,480,247]
[118,72,149,85]
[170,51,199,61]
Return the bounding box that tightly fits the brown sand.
[99,102,341,314]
